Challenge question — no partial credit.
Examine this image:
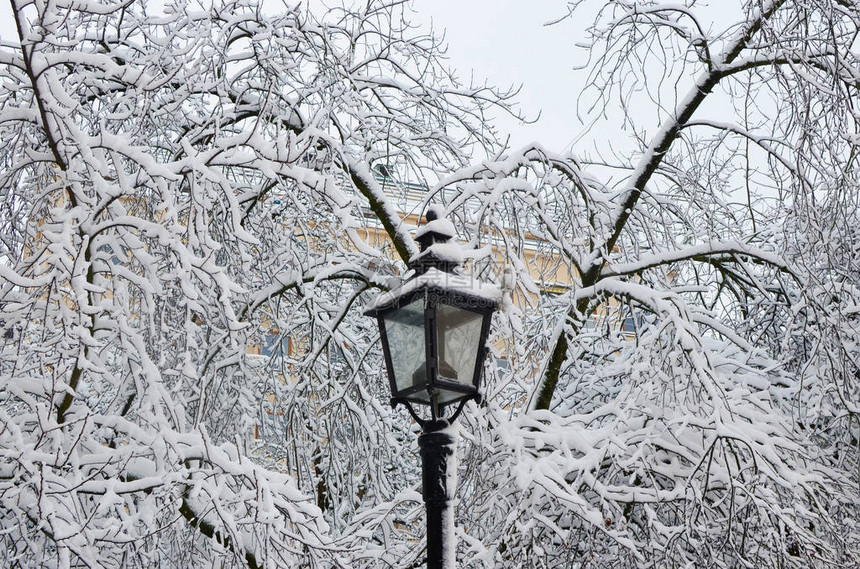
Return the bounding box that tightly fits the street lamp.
[365,209,500,569]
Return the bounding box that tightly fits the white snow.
[366,267,502,311]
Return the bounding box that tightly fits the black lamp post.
[365,209,500,569]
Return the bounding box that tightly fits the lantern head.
[366,209,500,420]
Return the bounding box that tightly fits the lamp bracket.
[393,395,475,428]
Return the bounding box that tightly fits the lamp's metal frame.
[369,286,495,425]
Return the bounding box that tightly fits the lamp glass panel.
[437,389,469,406]
[435,304,484,386]
[382,298,426,394]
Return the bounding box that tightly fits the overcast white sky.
[1,0,596,150]
[413,0,589,153]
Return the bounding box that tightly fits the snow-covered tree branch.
[3,0,860,567]
[0,0,511,566]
